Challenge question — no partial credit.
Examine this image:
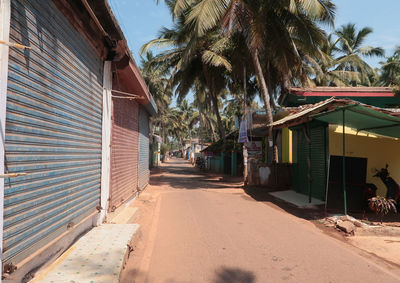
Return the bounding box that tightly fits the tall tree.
[335,23,384,86]
[192,81,220,142]
[141,11,231,139]
[182,0,335,161]
[380,46,400,88]
[303,34,360,86]
[141,51,173,112]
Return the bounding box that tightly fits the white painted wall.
[94,61,112,226]
[259,166,271,185]
[0,0,10,279]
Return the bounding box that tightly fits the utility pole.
[243,66,248,185]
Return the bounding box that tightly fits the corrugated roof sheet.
[202,98,400,151]
[270,98,400,127]
[268,98,343,128]
[266,98,400,138]
[312,105,400,138]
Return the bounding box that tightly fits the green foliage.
[145,1,397,149]
[380,46,400,88]
[160,143,169,155]
[333,23,384,86]
[147,0,339,144]
[305,24,384,87]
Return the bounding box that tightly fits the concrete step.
[31,224,140,283]
[269,190,325,209]
[108,206,139,224]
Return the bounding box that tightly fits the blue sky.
[109,0,400,68]
[333,0,400,67]
[108,0,173,65]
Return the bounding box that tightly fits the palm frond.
[202,50,232,71]
[140,38,177,55]
[357,46,384,57]
[185,0,229,36]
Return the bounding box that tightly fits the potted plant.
[368,196,397,224]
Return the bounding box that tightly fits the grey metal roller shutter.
[138,107,150,190]
[4,0,103,264]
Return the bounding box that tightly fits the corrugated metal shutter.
[110,97,139,211]
[138,107,150,190]
[292,128,309,195]
[4,0,103,264]
[310,125,328,200]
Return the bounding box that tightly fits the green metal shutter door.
[310,125,328,200]
[4,0,103,264]
[293,129,309,195]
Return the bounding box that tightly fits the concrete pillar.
[282,127,292,163]
[96,61,112,226]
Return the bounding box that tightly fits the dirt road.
[121,159,400,283]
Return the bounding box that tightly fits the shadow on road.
[150,159,325,222]
[152,159,400,225]
[149,158,243,190]
[214,267,255,283]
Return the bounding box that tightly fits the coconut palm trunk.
[203,65,226,140]
[251,48,276,163]
[208,117,218,142]
[210,89,226,139]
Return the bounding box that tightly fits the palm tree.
[176,99,198,140]
[335,23,384,86]
[141,51,173,112]
[141,11,231,140]
[173,33,230,139]
[303,34,360,86]
[181,0,335,162]
[380,46,400,88]
[192,81,220,142]
[153,106,181,142]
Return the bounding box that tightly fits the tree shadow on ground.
[214,267,255,283]
[149,161,243,190]
[244,186,400,224]
[150,160,324,220]
[152,159,399,224]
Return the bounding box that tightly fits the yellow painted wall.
[282,128,292,163]
[329,125,400,196]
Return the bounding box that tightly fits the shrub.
[368,196,397,223]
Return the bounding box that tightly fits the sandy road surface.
[121,159,400,283]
